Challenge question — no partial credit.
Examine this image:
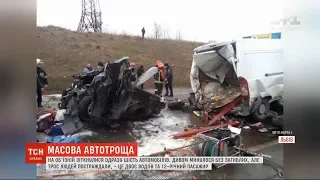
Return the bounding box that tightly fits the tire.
[252,98,270,121]
[270,99,283,115]
[152,108,161,115]
[78,96,93,122]
[59,100,68,109]
[153,102,166,114]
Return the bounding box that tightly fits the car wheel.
[59,100,68,109]
[252,98,270,121]
[78,96,93,122]
[270,99,283,115]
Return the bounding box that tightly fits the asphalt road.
[37,89,283,179]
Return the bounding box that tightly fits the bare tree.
[102,27,108,33]
[121,30,129,36]
[162,29,167,39]
[163,28,171,39]
[153,22,163,39]
[102,24,110,34]
[110,29,118,35]
[176,29,182,40]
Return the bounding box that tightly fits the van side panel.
[238,51,283,80]
[236,39,284,100]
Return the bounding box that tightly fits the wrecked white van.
[190,39,283,121]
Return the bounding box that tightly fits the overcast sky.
[37,0,284,42]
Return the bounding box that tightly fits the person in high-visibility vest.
[154,61,167,96]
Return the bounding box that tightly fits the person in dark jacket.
[37,75,44,93]
[164,63,173,97]
[130,62,137,83]
[37,59,48,107]
[141,27,145,39]
[37,75,44,108]
[137,65,145,89]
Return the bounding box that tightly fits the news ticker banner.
[46,156,263,171]
[26,143,263,171]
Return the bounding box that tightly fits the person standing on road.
[37,75,43,91]
[36,59,48,108]
[154,61,167,96]
[137,65,145,89]
[141,27,145,39]
[83,64,94,73]
[37,74,44,108]
[164,63,173,97]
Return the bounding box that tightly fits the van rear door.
[193,41,238,83]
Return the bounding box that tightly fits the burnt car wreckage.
[58,57,166,125]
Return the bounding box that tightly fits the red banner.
[25,143,138,164]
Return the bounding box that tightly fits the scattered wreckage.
[58,57,165,126]
[187,39,283,126]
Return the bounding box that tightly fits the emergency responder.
[164,63,173,97]
[37,75,44,108]
[130,62,137,83]
[137,65,145,89]
[154,61,167,96]
[36,59,48,108]
[37,75,44,94]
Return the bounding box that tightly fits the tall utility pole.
[77,0,102,32]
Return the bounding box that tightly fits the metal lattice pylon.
[77,0,102,32]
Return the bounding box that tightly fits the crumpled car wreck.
[59,57,165,125]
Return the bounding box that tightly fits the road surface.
[37,88,283,179]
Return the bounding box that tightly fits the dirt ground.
[37,88,283,179]
[37,26,204,93]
